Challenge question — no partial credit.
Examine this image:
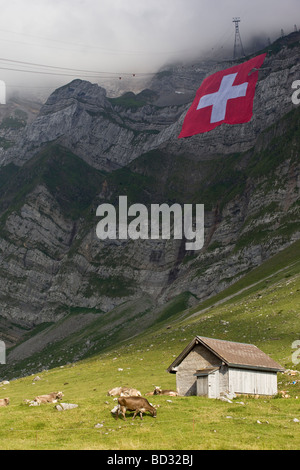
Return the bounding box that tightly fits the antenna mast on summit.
[233,17,245,59]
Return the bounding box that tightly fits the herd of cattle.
[0,386,178,420]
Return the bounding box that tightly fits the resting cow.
[116,396,157,420]
[153,387,178,396]
[108,386,141,397]
[0,398,9,406]
[34,391,64,404]
[120,388,141,397]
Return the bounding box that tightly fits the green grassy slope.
[0,239,299,450]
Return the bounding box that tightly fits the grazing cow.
[34,391,64,404]
[0,398,9,406]
[108,386,141,397]
[116,396,157,420]
[153,387,178,396]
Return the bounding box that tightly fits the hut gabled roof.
[167,336,284,373]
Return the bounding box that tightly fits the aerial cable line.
[0,65,122,79]
[0,57,156,77]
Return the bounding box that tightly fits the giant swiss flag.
[178,53,266,138]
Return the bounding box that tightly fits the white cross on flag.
[178,53,266,138]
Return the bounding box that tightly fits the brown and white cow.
[153,387,178,396]
[34,391,64,404]
[108,386,141,397]
[120,388,141,397]
[0,398,9,406]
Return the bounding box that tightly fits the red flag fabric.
[178,53,266,138]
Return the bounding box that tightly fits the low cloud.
[0,0,298,99]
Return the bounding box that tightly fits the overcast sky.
[0,0,298,98]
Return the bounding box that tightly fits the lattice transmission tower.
[233,17,245,59]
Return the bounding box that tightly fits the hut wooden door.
[207,371,219,398]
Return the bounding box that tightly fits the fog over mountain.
[0,0,299,100]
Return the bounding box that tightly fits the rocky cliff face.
[1,80,184,171]
[2,34,299,172]
[0,33,299,368]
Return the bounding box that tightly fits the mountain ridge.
[0,33,299,372]
[1,33,300,171]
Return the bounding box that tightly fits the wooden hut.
[167,336,284,398]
